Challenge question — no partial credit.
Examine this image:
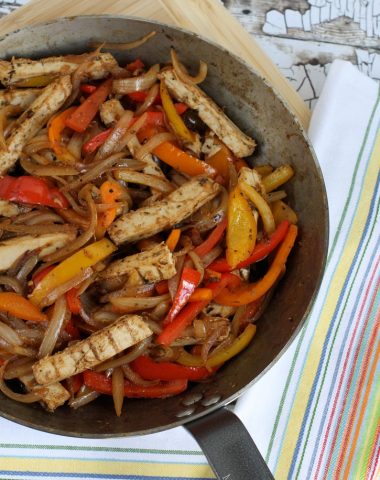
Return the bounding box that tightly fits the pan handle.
[185,407,275,480]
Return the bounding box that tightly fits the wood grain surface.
[0,0,311,128]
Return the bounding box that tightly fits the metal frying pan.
[0,16,329,479]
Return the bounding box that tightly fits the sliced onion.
[20,157,78,176]
[148,301,170,323]
[60,191,87,216]
[113,64,160,95]
[43,187,97,263]
[122,364,159,387]
[13,210,44,224]
[0,275,23,294]
[95,337,151,371]
[171,49,208,85]
[40,267,93,308]
[38,295,68,358]
[57,208,90,228]
[61,152,125,192]
[110,294,170,313]
[95,110,134,161]
[67,132,84,159]
[101,283,155,302]
[0,338,37,357]
[3,357,34,380]
[143,317,163,334]
[135,132,175,161]
[114,168,173,193]
[135,83,159,116]
[94,31,156,50]
[0,221,75,235]
[201,245,223,268]
[69,388,100,409]
[267,190,287,203]
[0,320,23,346]
[188,250,204,283]
[168,255,185,300]
[191,187,227,232]
[23,140,51,155]
[0,362,41,403]
[26,212,65,225]
[92,310,120,324]
[112,366,124,416]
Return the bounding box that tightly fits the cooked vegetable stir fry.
[0,37,298,416]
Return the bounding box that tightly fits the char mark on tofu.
[160,68,256,158]
[32,315,152,385]
[100,242,176,283]
[0,53,118,86]
[0,232,76,272]
[107,176,220,245]
[0,75,72,175]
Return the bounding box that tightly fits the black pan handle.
[185,407,275,480]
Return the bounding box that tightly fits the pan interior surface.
[0,15,328,437]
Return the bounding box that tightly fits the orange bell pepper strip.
[216,224,298,306]
[96,180,125,238]
[153,142,216,177]
[226,185,257,269]
[126,58,145,72]
[166,229,181,251]
[206,145,233,184]
[194,217,227,258]
[160,80,194,143]
[48,106,77,164]
[0,292,46,322]
[65,78,113,133]
[189,288,213,302]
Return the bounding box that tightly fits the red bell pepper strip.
[65,78,113,133]
[131,356,213,381]
[80,84,97,94]
[32,265,55,288]
[64,316,80,340]
[209,220,290,272]
[155,280,169,295]
[126,58,145,72]
[194,217,227,258]
[156,273,240,346]
[82,128,112,155]
[0,176,68,209]
[83,370,187,398]
[163,267,201,326]
[127,91,161,104]
[66,288,82,314]
[66,373,83,394]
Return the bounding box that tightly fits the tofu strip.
[0,53,118,86]
[20,373,70,412]
[108,176,220,245]
[0,232,76,272]
[0,75,72,174]
[160,69,256,157]
[0,88,42,109]
[100,242,176,282]
[32,315,152,385]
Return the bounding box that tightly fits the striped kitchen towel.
[0,59,378,480]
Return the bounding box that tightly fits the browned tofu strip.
[0,88,42,109]
[0,53,117,86]
[108,176,220,245]
[0,75,72,174]
[100,242,176,282]
[161,69,256,157]
[20,373,70,412]
[32,315,152,385]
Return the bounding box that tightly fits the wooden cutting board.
[0,0,310,128]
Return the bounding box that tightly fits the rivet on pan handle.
[185,407,275,480]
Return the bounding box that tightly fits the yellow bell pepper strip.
[194,217,227,258]
[29,238,116,306]
[160,80,194,143]
[48,107,78,164]
[271,200,298,226]
[163,267,201,326]
[239,180,275,235]
[15,74,54,87]
[226,185,256,269]
[209,220,290,273]
[96,180,125,238]
[65,78,113,133]
[166,228,181,251]
[206,145,232,184]
[215,224,298,306]
[153,142,217,177]
[0,292,47,322]
[262,164,294,193]
[177,324,256,368]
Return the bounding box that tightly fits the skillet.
[0,15,329,479]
